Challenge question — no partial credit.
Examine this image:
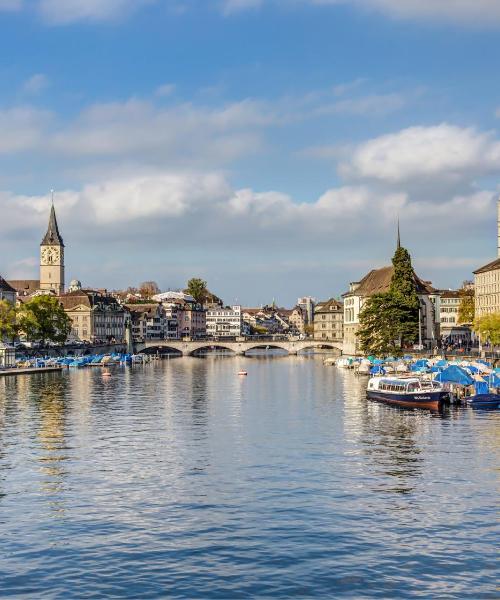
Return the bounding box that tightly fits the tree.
[358,293,403,356]
[186,278,209,306]
[357,245,420,355]
[139,281,160,300]
[473,313,500,347]
[0,300,19,342]
[457,288,475,325]
[19,295,71,344]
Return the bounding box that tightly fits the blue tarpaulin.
[414,359,429,368]
[488,372,500,388]
[434,365,474,386]
[475,381,489,395]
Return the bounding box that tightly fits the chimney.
[498,197,500,258]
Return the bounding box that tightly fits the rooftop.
[41,204,64,247]
[343,265,435,297]
[473,257,500,275]
[0,276,16,294]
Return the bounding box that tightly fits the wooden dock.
[0,366,64,377]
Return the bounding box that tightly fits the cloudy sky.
[1,0,500,305]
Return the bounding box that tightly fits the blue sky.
[1,0,500,305]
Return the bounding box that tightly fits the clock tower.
[40,201,65,294]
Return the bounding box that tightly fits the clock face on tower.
[41,246,61,264]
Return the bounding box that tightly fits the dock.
[0,366,64,377]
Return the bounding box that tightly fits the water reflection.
[0,358,498,598]
[35,378,70,514]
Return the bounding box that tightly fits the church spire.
[397,217,401,250]
[41,192,64,247]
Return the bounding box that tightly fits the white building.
[342,266,440,355]
[297,297,316,325]
[206,305,246,337]
[438,290,473,344]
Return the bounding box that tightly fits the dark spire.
[397,218,401,250]
[41,196,64,247]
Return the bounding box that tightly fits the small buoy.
[238,371,248,376]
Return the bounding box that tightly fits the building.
[313,299,343,341]
[342,265,440,356]
[288,306,307,334]
[0,276,16,304]
[206,305,246,337]
[8,201,65,298]
[242,306,291,335]
[474,198,500,318]
[125,304,169,342]
[177,301,206,338]
[474,258,500,318]
[438,290,473,344]
[297,297,316,326]
[40,202,65,294]
[59,288,126,343]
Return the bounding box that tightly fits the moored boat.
[468,394,500,410]
[367,376,449,410]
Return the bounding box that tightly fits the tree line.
[0,296,71,345]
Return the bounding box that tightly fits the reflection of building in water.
[37,380,69,511]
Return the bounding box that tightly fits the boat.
[468,394,500,409]
[366,376,449,410]
[238,371,248,376]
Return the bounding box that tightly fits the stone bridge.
[136,338,343,357]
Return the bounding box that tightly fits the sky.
[1,0,500,306]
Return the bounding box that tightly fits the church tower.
[40,198,65,294]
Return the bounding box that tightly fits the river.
[0,355,498,598]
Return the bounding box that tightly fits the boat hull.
[367,390,448,410]
[469,394,500,409]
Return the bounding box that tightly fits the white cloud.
[314,93,406,117]
[155,83,176,98]
[0,107,52,154]
[340,124,500,184]
[22,73,49,95]
[48,98,274,165]
[37,0,155,24]
[0,172,494,296]
[222,0,500,26]
[350,0,500,26]
[0,171,492,240]
[221,0,263,15]
[0,0,22,10]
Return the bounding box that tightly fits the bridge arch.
[139,345,183,355]
[243,343,290,353]
[187,344,237,357]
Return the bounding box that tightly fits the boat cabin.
[368,377,441,394]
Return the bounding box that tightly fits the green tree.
[0,299,19,342]
[473,313,500,346]
[358,245,420,355]
[358,293,402,356]
[457,288,475,324]
[19,295,71,344]
[185,278,209,306]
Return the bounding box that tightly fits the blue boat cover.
[488,372,500,388]
[434,365,474,386]
[474,381,489,395]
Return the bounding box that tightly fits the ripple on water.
[0,358,498,598]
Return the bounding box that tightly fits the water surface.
[0,356,498,598]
